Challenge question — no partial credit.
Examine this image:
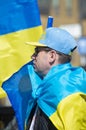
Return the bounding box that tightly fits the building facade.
[38,0,86,35]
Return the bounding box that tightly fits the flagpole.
[47,16,54,28]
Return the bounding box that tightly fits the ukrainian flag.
[0,0,43,98]
[3,62,86,130]
[2,62,42,130]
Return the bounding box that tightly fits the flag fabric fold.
[2,63,86,130]
[0,0,43,97]
[2,62,42,130]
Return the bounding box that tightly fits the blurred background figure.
[3,117,18,130]
[0,97,16,130]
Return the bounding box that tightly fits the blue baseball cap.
[26,27,77,55]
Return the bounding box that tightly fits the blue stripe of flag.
[0,0,41,35]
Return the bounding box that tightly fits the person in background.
[3,117,18,130]
[26,27,86,130]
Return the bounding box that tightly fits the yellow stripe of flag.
[0,26,43,98]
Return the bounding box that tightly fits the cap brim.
[26,42,46,47]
